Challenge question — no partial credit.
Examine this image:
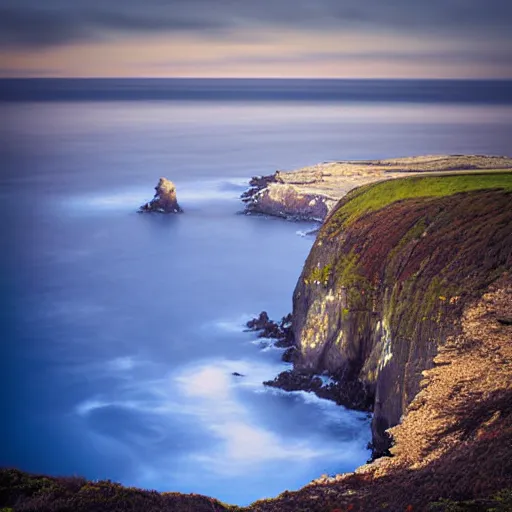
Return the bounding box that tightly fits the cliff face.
[291,174,512,454]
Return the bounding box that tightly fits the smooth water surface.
[1,86,512,505]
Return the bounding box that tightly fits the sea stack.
[139,177,183,213]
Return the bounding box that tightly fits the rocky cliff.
[289,172,512,455]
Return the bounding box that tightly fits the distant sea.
[1,78,512,104]
[1,79,511,506]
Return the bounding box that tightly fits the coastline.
[2,157,511,511]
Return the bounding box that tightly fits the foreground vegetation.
[1,468,511,511]
[0,469,239,512]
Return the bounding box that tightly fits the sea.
[1,79,511,505]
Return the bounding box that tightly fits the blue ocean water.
[1,81,511,505]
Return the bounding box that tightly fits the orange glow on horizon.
[0,29,510,79]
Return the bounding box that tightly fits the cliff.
[242,155,512,220]
[289,172,512,455]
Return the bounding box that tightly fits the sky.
[0,0,511,78]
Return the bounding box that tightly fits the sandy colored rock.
[139,177,183,213]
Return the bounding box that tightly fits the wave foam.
[73,355,371,486]
[59,177,249,214]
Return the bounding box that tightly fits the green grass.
[329,171,512,230]
[305,264,332,286]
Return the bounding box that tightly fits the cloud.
[0,1,227,47]
[0,0,510,48]
[145,49,512,69]
[135,47,511,78]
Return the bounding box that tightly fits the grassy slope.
[326,171,512,232]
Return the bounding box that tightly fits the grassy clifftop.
[325,171,512,233]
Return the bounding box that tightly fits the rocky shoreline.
[246,311,374,416]
[241,154,512,221]
[244,311,295,359]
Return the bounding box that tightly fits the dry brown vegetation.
[248,274,512,512]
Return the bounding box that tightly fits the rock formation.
[246,312,294,345]
[139,177,183,213]
[242,173,332,221]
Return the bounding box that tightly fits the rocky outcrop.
[278,172,512,456]
[264,369,373,411]
[242,174,334,221]
[139,177,183,213]
[245,312,294,346]
[241,155,512,221]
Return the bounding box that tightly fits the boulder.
[245,311,271,331]
[139,178,183,213]
[245,311,294,344]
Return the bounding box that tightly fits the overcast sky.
[0,0,511,78]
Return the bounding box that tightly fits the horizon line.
[1,76,512,81]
